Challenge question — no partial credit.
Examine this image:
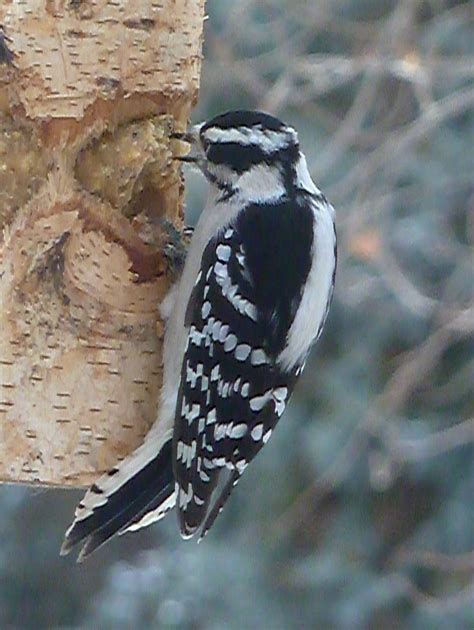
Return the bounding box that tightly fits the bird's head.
[173,110,317,202]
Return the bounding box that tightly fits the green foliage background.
[1,1,472,628]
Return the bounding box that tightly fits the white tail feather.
[123,493,176,533]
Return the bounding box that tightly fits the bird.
[61,110,337,561]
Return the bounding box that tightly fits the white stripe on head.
[236,163,286,203]
[205,160,287,204]
[202,126,297,154]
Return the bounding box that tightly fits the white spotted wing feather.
[172,225,297,539]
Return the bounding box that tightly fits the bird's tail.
[60,430,175,562]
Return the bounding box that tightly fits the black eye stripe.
[207,142,269,173]
[206,142,300,175]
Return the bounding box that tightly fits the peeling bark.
[0,0,205,486]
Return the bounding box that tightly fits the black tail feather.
[61,441,174,560]
[76,482,173,561]
[198,471,240,542]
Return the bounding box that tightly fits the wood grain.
[0,0,205,487]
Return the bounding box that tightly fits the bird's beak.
[170,131,195,143]
[171,124,204,164]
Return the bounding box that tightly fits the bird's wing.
[172,220,298,539]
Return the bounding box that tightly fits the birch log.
[0,1,205,487]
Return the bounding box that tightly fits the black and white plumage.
[61,110,337,560]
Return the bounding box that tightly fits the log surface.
[0,0,205,487]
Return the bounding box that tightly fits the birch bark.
[0,0,205,487]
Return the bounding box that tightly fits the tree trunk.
[0,0,205,487]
